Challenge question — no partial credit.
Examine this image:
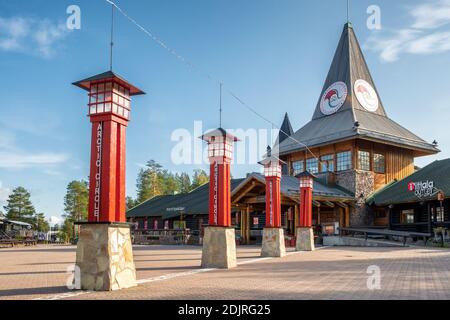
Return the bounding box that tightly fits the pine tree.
[136,160,164,203]
[126,196,138,210]
[4,187,36,223]
[63,180,89,223]
[191,169,209,190]
[162,171,179,195]
[177,173,192,193]
[34,213,50,233]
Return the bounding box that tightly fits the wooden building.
[275,23,439,226]
[368,159,450,234]
[126,23,440,244]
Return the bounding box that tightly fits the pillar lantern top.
[73,70,145,96]
[258,146,285,178]
[199,127,240,143]
[296,170,317,188]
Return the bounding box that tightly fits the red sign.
[153,220,159,230]
[144,219,148,230]
[253,217,259,226]
[407,182,415,192]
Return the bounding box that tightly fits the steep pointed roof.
[275,113,294,146]
[278,23,439,157]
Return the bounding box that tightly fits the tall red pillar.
[259,147,285,228]
[73,71,145,223]
[259,146,286,257]
[201,128,238,227]
[297,171,315,228]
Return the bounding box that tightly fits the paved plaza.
[1,244,450,300]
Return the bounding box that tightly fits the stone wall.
[335,170,375,226]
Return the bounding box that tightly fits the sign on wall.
[354,79,379,112]
[408,180,439,199]
[320,82,348,115]
[93,122,103,221]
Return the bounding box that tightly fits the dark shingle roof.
[277,23,439,156]
[127,179,245,219]
[127,173,354,219]
[368,159,450,206]
[73,70,145,96]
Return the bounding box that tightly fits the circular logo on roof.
[354,79,379,112]
[320,82,348,115]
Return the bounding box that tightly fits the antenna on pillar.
[219,82,223,128]
[109,3,115,71]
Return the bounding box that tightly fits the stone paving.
[1,244,450,300]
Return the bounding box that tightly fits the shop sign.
[408,180,438,198]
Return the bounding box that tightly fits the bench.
[340,227,432,246]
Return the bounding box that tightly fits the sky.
[1,0,450,223]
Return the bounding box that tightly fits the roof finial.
[109,3,114,71]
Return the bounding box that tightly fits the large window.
[401,210,415,224]
[306,158,319,174]
[321,154,335,173]
[336,151,352,172]
[358,150,371,171]
[374,153,385,173]
[292,161,304,176]
[433,207,445,222]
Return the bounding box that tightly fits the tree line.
[2,160,209,242]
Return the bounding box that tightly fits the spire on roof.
[276,23,439,157]
[312,23,387,120]
[274,112,294,147]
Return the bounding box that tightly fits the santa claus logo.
[320,82,348,115]
[354,79,379,112]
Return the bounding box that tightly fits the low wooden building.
[367,159,450,235]
[127,173,354,245]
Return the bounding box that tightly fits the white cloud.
[0,16,70,58]
[0,182,11,206]
[0,152,68,169]
[365,0,450,62]
[411,0,450,29]
[48,216,63,227]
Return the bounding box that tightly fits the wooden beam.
[312,200,321,207]
[323,201,335,208]
[232,181,256,204]
[337,202,349,209]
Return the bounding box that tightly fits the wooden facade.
[284,139,414,192]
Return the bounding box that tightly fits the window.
[401,209,415,224]
[337,151,352,171]
[321,154,335,173]
[435,207,445,222]
[358,150,371,171]
[292,161,304,176]
[374,153,385,173]
[306,158,319,174]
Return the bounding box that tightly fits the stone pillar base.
[261,228,286,258]
[76,223,137,291]
[296,227,315,251]
[201,226,237,269]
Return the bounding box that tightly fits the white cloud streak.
[365,0,450,62]
[0,152,68,169]
[0,182,11,206]
[0,16,69,58]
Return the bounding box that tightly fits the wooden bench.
[340,227,432,246]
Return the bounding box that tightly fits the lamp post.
[200,128,239,269]
[258,146,286,257]
[72,71,145,291]
[296,171,316,251]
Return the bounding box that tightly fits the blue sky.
[1,0,450,222]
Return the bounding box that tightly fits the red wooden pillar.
[259,147,285,228]
[73,72,145,223]
[201,128,239,227]
[265,177,282,227]
[297,171,316,228]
